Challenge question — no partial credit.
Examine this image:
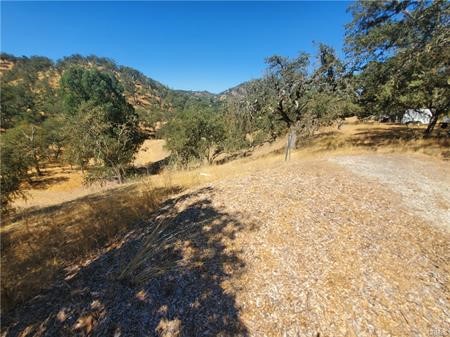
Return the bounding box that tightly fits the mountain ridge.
[0,52,236,104]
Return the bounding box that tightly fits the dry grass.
[13,138,170,210]
[1,181,181,312]
[3,154,448,336]
[13,165,110,209]
[147,121,449,191]
[1,120,448,315]
[133,139,170,167]
[299,121,450,159]
[118,216,219,285]
[12,121,449,210]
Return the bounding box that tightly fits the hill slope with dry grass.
[1,121,449,336]
[0,53,221,128]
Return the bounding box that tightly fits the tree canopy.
[1,1,448,209]
[345,0,450,133]
[60,66,143,182]
[163,107,226,165]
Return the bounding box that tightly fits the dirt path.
[3,154,449,337]
[330,154,450,230]
[211,155,449,336]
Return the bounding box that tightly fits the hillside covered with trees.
[1,0,449,212]
[1,2,450,335]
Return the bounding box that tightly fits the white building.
[401,109,432,124]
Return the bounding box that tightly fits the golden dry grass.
[13,139,170,210]
[1,182,181,312]
[1,121,448,314]
[13,121,449,210]
[4,153,448,336]
[149,121,449,191]
[300,121,449,159]
[133,139,170,167]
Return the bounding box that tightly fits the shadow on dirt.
[5,183,181,224]
[351,127,430,146]
[3,187,252,337]
[309,126,449,158]
[1,184,183,313]
[130,156,172,176]
[28,174,70,190]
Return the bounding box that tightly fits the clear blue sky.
[1,1,351,93]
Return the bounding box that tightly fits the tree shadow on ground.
[349,127,450,157]
[350,127,429,145]
[130,156,172,176]
[310,126,449,158]
[213,149,253,165]
[2,187,253,337]
[1,184,183,312]
[6,183,168,223]
[27,175,70,190]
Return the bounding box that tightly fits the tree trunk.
[54,147,62,161]
[117,168,123,184]
[424,110,440,136]
[34,162,42,176]
[285,146,290,161]
[208,146,218,165]
[285,129,296,161]
[33,151,42,176]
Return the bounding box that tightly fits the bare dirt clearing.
[3,153,449,337]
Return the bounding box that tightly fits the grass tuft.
[1,181,181,312]
[2,121,448,313]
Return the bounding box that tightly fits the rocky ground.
[2,154,449,337]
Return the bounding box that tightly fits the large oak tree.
[61,66,143,182]
[346,0,450,134]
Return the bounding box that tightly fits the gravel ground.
[3,154,449,337]
[330,154,450,230]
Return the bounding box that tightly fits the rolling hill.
[0,52,225,130]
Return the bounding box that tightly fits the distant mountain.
[0,53,227,123]
[0,53,168,110]
[174,89,217,98]
[219,81,252,100]
[0,53,262,134]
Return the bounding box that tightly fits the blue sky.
[1,1,351,93]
